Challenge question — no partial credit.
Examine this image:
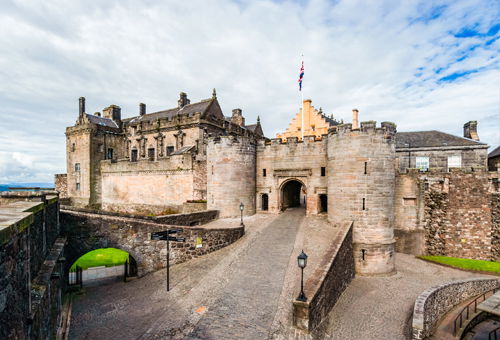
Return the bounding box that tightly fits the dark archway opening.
[262,194,269,211]
[319,194,328,213]
[281,180,304,210]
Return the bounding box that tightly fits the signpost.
[151,228,184,291]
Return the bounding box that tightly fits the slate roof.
[322,114,340,126]
[86,114,119,128]
[395,131,487,149]
[246,124,258,132]
[489,146,500,158]
[127,99,213,124]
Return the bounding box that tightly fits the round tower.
[207,136,256,218]
[327,121,397,275]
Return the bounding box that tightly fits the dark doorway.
[319,194,328,213]
[281,180,303,210]
[131,149,138,162]
[262,194,269,211]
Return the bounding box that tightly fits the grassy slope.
[420,255,500,273]
[71,248,129,271]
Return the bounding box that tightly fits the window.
[321,167,326,176]
[131,149,138,162]
[76,183,80,191]
[71,143,75,152]
[362,198,366,210]
[311,125,315,131]
[447,155,462,170]
[297,127,301,131]
[364,162,367,175]
[416,156,429,171]
[148,148,155,161]
[263,169,266,177]
[74,163,80,172]
[107,148,114,160]
[166,146,174,156]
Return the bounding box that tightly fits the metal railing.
[453,287,498,336]
[490,326,500,340]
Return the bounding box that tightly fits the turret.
[207,136,256,217]
[327,120,397,275]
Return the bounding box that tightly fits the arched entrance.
[280,179,306,211]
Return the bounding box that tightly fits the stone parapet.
[412,278,499,340]
[293,222,354,331]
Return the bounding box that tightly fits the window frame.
[415,156,430,172]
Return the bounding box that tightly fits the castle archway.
[280,179,306,211]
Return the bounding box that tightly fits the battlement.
[328,120,397,136]
[209,135,256,146]
[258,134,327,147]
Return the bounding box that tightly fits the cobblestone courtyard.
[69,211,495,340]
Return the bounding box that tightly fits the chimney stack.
[139,103,146,116]
[231,108,245,126]
[178,92,190,108]
[352,109,359,129]
[79,97,85,116]
[464,121,479,141]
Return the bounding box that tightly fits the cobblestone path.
[184,208,304,340]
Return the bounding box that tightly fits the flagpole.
[301,55,304,140]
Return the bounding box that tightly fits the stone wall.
[293,222,354,331]
[54,173,68,199]
[394,170,500,260]
[0,196,64,339]
[412,278,499,340]
[207,136,256,217]
[60,209,243,277]
[328,121,397,275]
[256,135,327,215]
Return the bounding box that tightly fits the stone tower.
[327,121,397,275]
[207,136,256,218]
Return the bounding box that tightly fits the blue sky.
[0,0,499,183]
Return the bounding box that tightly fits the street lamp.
[297,250,308,302]
[239,202,244,227]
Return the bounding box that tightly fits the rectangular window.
[447,155,462,170]
[71,143,75,152]
[362,198,366,210]
[107,148,114,160]
[76,183,80,191]
[74,163,80,172]
[416,156,429,171]
[321,167,326,176]
[148,148,155,161]
[263,169,266,177]
[131,149,138,162]
[364,162,367,175]
[166,146,174,155]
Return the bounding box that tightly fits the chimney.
[79,97,85,116]
[352,109,359,129]
[178,92,190,108]
[139,103,146,116]
[464,121,479,141]
[103,105,121,122]
[231,108,245,126]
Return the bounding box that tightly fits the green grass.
[71,248,129,271]
[419,255,500,273]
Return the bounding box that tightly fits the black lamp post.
[297,250,308,302]
[239,202,244,227]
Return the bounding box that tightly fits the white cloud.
[0,0,498,182]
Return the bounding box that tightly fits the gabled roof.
[489,146,500,158]
[395,131,487,149]
[127,98,218,125]
[170,145,195,155]
[85,114,119,128]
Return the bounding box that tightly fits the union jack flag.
[298,61,304,91]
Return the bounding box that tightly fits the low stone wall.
[61,205,218,226]
[412,278,499,340]
[61,210,243,277]
[293,222,354,331]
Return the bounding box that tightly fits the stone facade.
[0,193,65,340]
[54,174,68,199]
[411,278,499,340]
[60,209,244,277]
[293,222,354,331]
[63,92,263,214]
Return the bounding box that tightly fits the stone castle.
[56,90,498,276]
